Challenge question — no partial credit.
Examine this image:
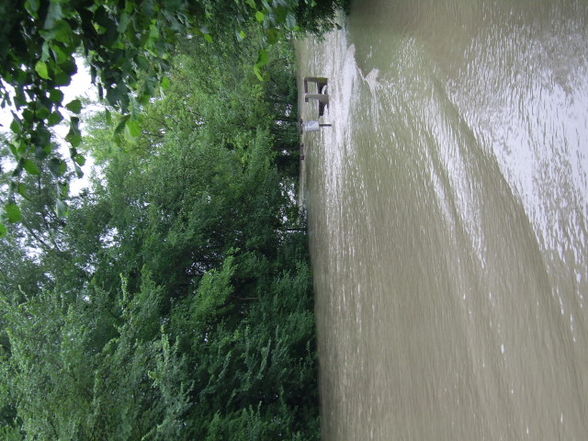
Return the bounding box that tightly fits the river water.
[296,1,588,440]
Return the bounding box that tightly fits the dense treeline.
[0,0,347,227]
[0,28,320,440]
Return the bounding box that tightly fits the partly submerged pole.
[300,119,332,132]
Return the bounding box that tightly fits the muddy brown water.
[296,1,588,440]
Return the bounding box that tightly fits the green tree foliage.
[0,0,347,234]
[0,32,318,440]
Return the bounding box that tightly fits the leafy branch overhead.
[0,0,347,234]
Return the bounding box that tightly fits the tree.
[0,0,347,234]
[0,31,319,440]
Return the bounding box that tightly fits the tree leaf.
[10,119,22,134]
[14,89,26,108]
[5,203,22,223]
[24,0,40,17]
[48,158,67,176]
[60,56,77,76]
[267,28,279,44]
[50,43,69,64]
[44,1,63,30]
[41,41,50,61]
[66,117,82,146]
[255,11,265,22]
[70,116,80,130]
[8,143,18,158]
[115,115,130,135]
[74,154,86,166]
[66,99,82,114]
[49,89,64,103]
[22,109,34,123]
[53,71,71,86]
[48,111,63,126]
[36,104,51,120]
[56,182,69,199]
[253,49,269,81]
[74,163,84,178]
[55,199,69,218]
[53,20,73,44]
[0,222,6,237]
[23,159,41,175]
[66,131,82,147]
[125,118,141,138]
[253,65,263,82]
[17,183,30,199]
[35,61,50,79]
[256,49,269,68]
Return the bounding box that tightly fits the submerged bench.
[303,76,329,117]
[304,93,329,105]
[303,76,328,94]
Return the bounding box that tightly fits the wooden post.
[299,120,332,132]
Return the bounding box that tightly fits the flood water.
[296,1,588,440]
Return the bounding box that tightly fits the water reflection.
[297,1,588,440]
